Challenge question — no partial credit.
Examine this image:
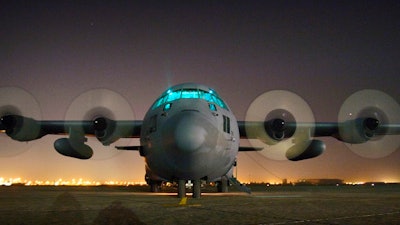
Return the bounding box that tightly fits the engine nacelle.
[1,115,42,141]
[93,117,133,145]
[93,117,119,145]
[54,138,93,159]
[338,118,380,144]
[286,139,325,161]
[264,119,286,141]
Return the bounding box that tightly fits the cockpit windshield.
[151,88,228,110]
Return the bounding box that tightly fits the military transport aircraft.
[1,83,400,198]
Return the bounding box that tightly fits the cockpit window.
[181,89,199,99]
[209,103,217,111]
[163,103,172,111]
[151,88,228,110]
[166,91,181,102]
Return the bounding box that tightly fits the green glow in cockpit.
[151,89,228,110]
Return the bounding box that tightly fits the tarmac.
[0,184,399,225]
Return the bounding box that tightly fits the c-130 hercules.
[1,83,400,198]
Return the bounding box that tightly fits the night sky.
[1,1,399,183]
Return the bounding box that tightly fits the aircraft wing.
[239,119,400,140]
[239,121,341,140]
[237,119,400,161]
[0,115,142,159]
[0,115,142,139]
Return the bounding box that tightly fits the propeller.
[245,90,315,160]
[0,87,41,157]
[64,88,135,160]
[338,89,400,159]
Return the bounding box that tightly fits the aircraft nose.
[174,112,207,153]
[159,110,221,179]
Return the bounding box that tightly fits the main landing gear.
[149,180,162,193]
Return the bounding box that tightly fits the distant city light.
[0,177,146,186]
[345,181,366,185]
[0,176,398,187]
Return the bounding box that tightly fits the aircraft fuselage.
[140,83,239,184]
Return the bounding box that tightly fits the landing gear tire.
[217,176,229,193]
[149,181,162,192]
[193,180,201,198]
[178,179,186,198]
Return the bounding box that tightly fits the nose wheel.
[217,176,229,193]
[178,180,186,198]
[177,179,202,198]
[193,180,201,198]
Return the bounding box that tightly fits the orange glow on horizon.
[1,176,399,187]
[0,177,147,186]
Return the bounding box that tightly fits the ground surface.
[0,185,399,225]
